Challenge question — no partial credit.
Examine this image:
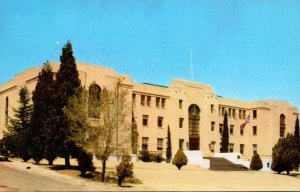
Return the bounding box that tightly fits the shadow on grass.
[0,159,12,162]
[50,165,80,171]
[273,171,300,178]
[47,164,142,186]
[80,170,142,186]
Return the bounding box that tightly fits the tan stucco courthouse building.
[0,62,298,167]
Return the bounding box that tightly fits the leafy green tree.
[250,152,263,170]
[220,111,229,153]
[166,125,172,163]
[5,86,32,162]
[116,153,133,186]
[64,84,131,182]
[31,62,56,164]
[54,41,82,167]
[172,149,188,170]
[272,133,300,175]
[61,89,94,175]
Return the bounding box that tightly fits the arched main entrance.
[188,104,200,150]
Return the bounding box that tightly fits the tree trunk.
[118,177,123,186]
[101,160,106,182]
[48,159,53,165]
[65,153,70,167]
[287,170,290,175]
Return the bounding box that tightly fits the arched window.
[5,97,8,125]
[280,114,285,137]
[188,104,200,150]
[88,84,101,118]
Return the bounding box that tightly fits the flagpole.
[190,50,194,81]
[248,112,251,161]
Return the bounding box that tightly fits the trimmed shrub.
[154,153,165,163]
[138,150,150,162]
[250,152,263,170]
[149,153,165,163]
[116,153,133,186]
[77,150,95,176]
[172,149,188,170]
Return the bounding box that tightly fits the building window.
[209,141,215,152]
[179,118,184,128]
[240,129,244,135]
[219,124,223,133]
[228,108,232,117]
[142,137,149,150]
[243,110,246,119]
[253,144,257,154]
[88,83,101,118]
[233,109,236,118]
[211,121,215,131]
[179,139,184,149]
[143,115,148,126]
[157,138,163,150]
[179,99,183,109]
[253,110,257,119]
[229,143,234,153]
[280,114,285,137]
[156,97,160,108]
[132,93,136,106]
[141,95,145,106]
[267,163,270,168]
[211,104,214,113]
[147,96,151,107]
[221,107,225,116]
[240,144,244,155]
[161,98,166,108]
[253,126,257,135]
[239,110,242,119]
[188,104,200,135]
[158,116,163,128]
[5,97,9,125]
[230,125,234,135]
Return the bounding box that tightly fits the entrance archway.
[188,104,200,150]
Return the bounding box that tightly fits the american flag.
[240,114,250,130]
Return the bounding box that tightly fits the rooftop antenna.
[190,50,194,81]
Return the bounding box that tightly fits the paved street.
[0,163,86,191]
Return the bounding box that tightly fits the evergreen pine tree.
[54,41,81,167]
[271,137,285,174]
[5,86,32,162]
[31,62,56,164]
[220,111,229,153]
[166,125,172,163]
[77,150,94,176]
[250,152,263,170]
[294,116,299,146]
[131,111,139,154]
[272,133,300,175]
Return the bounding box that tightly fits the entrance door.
[188,104,200,150]
[189,137,200,150]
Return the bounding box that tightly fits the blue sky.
[0,0,299,109]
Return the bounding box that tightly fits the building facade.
[0,62,298,161]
